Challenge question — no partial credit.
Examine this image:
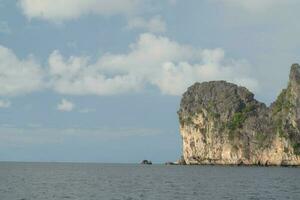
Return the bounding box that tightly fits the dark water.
[0,162,299,200]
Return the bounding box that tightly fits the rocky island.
[178,64,300,166]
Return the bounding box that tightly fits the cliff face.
[178,64,300,166]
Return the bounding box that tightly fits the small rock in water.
[141,160,152,165]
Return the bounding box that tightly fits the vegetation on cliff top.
[178,64,300,163]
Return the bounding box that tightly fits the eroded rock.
[178,64,300,166]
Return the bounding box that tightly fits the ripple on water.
[0,164,299,200]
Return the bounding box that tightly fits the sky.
[0,0,300,163]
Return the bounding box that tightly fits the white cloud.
[0,100,11,108]
[48,50,142,95]
[18,0,141,22]
[48,33,258,96]
[0,45,44,96]
[150,52,258,95]
[0,34,257,97]
[127,15,166,33]
[57,99,75,112]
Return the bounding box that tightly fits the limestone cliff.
[178,64,300,166]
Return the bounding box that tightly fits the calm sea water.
[0,162,299,200]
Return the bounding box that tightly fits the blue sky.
[0,0,300,163]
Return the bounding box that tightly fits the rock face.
[141,160,152,165]
[178,64,300,166]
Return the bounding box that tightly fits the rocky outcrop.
[141,160,152,165]
[178,64,300,166]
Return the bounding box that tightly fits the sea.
[0,162,299,200]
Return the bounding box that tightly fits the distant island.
[178,64,300,166]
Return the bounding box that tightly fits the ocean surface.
[0,162,299,200]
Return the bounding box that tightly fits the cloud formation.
[49,33,258,96]
[48,50,142,95]
[57,99,75,112]
[18,0,141,22]
[127,15,166,33]
[0,34,257,97]
[0,45,44,96]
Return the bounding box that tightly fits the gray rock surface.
[178,64,300,166]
